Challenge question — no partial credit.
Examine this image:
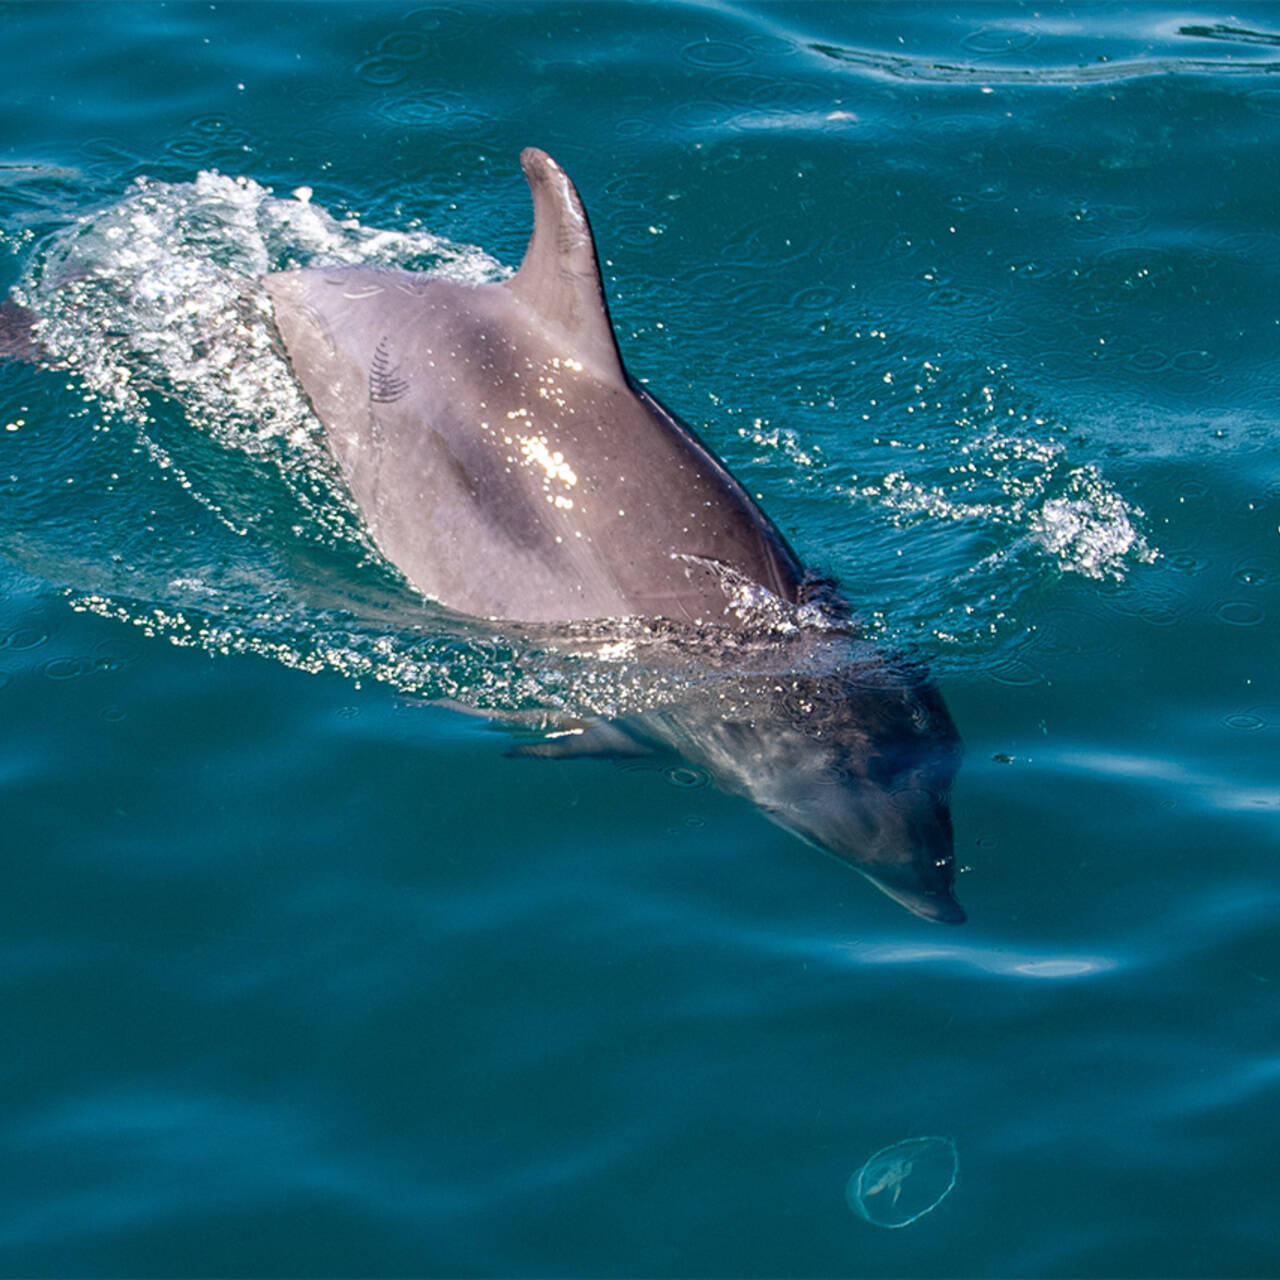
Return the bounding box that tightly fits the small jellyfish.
[846,1135,957,1229]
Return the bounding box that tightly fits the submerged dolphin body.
[265,149,965,923]
[515,633,964,924]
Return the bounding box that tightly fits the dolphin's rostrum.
[264,148,965,923]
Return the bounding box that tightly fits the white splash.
[18,169,505,446]
[855,390,1156,584]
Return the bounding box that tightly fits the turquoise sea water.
[2,2,1279,1274]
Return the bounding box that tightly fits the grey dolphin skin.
[265,150,805,627]
[0,297,42,363]
[265,149,965,924]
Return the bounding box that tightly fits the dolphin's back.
[265,150,804,625]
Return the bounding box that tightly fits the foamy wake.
[18,169,505,445]
[865,442,1155,582]
[850,364,1157,583]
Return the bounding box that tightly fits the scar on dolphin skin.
[369,335,409,404]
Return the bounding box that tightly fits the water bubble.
[984,658,1043,687]
[847,1135,957,1228]
[1171,348,1218,373]
[355,57,407,87]
[0,627,47,652]
[664,765,708,790]
[792,285,842,312]
[402,4,467,37]
[1214,600,1264,627]
[961,27,1038,54]
[680,38,754,69]
[669,100,728,132]
[1030,475,1155,581]
[1232,555,1278,587]
[1223,710,1266,732]
[378,30,429,61]
[41,655,94,681]
[1129,348,1170,373]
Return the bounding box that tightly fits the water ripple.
[810,41,1280,85]
[1177,23,1280,49]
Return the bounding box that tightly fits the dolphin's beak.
[861,870,967,925]
[907,890,967,926]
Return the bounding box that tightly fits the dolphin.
[2,149,965,921]
[265,148,966,923]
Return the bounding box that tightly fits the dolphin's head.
[658,651,965,923]
[770,660,964,923]
[760,726,965,924]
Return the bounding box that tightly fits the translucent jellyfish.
[846,1135,957,1228]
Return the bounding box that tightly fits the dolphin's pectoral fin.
[507,720,653,761]
[504,148,625,384]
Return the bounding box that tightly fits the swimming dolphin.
[1,149,965,921]
[265,148,965,923]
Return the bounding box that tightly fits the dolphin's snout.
[907,889,967,925]
[859,863,966,925]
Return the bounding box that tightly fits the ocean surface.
[2,2,1278,1275]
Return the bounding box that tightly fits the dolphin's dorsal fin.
[505,148,625,382]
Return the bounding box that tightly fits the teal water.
[2,2,1279,1274]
